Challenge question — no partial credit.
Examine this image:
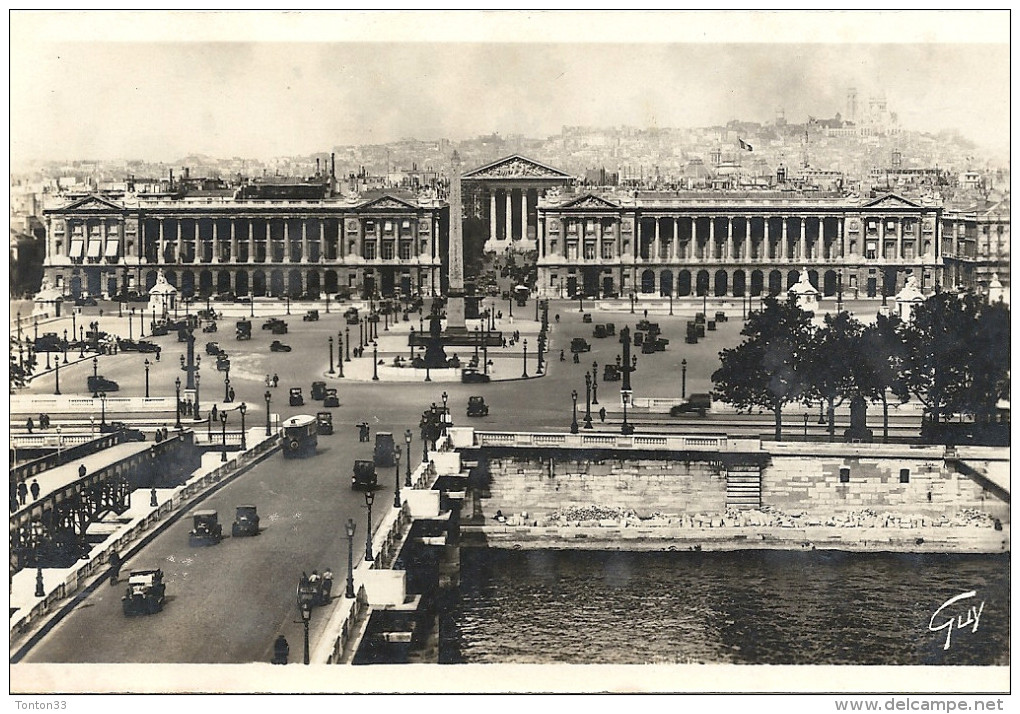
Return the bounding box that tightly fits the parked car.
[302,310,319,322]
[201,322,217,333]
[231,505,260,537]
[323,388,340,408]
[461,367,491,384]
[352,459,378,490]
[669,393,712,417]
[34,333,64,352]
[87,375,119,392]
[262,318,281,330]
[289,387,304,407]
[270,340,291,353]
[189,510,223,547]
[149,323,170,337]
[310,381,328,401]
[316,412,334,436]
[122,568,166,616]
[641,341,656,354]
[467,395,490,417]
[570,338,592,353]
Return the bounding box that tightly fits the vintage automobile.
[189,510,223,547]
[125,339,161,353]
[310,381,328,401]
[122,568,166,616]
[714,311,728,323]
[282,414,318,458]
[641,340,656,354]
[296,570,334,609]
[316,411,334,435]
[466,395,490,417]
[302,310,320,322]
[102,422,145,440]
[352,459,378,490]
[236,319,252,341]
[603,364,622,382]
[669,393,712,418]
[374,432,396,466]
[149,322,170,337]
[593,324,609,338]
[271,322,289,335]
[87,375,119,392]
[289,387,304,407]
[205,341,223,356]
[74,295,98,307]
[461,367,491,384]
[323,388,340,408]
[270,340,292,353]
[213,292,236,302]
[344,308,360,325]
[581,313,593,324]
[231,505,260,537]
[34,333,64,352]
[633,331,644,346]
[216,354,231,371]
[604,323,616,336]
[201,321,217,333]
[654,337,669,352]
[262,318,283,330]
[570,338,592,353]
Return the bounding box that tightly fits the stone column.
[708,217,716,260]
[490,190,497,245]
[505,190,513,242]
[799,218,806,261]
[673,218,679,261]
[653,217,660,261]
[781,217,788,261]
[301,221,309,263]
[746,218,752,261]
[158,219,165,264]
[520,190,528,241]
[896,218,903,261]
[230,221,237,264]
[878,217,886,258]
[838,217,845,257]
[692,217,699,259]
[283,220,291,262]
[447,152,466,330]
[727,217,734,260]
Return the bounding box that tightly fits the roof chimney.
[316,157,321,176]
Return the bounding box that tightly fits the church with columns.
[38,154,1006,304]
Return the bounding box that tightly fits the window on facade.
[384,221,393,233]
[839,468,850,483]
[399,242,411,260]
[899,469,910,484]
[601,242,614,259]
[402,220,410,229]
[382,242,394,260]
[364,242,376,260]
[567,242,578,260]
[583,242,596,260]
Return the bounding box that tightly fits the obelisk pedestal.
[446,151,467,333]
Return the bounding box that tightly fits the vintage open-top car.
[352,459,378,490]
[231,505,260,537]
[205,341,223,356]
[302,310,320,322]
[122,568,166,616]
[316,412,334,435]
[669,393,712,417]
[323,388,339,408]
[582,313,593,323]
[289,387,304,407]
[344,308,360,324]
[467,395,490,417]
[87,375,120,392]
[189,510,223,546]
[461,367,491,384]
[270,340,292,352]
[296,569,334,609]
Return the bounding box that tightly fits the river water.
[446,549,1009,665]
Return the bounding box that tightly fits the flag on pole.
[738,139,753,152]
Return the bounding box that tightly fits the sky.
[9,11,1011,165]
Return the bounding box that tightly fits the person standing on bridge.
[11,481,20,511]
[25,417,34,434]
[30,479,40,501]
[599,406,607,423]
[17,480,28,506]
[108,549,122,586]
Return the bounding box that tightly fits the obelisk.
[446,151,467,333]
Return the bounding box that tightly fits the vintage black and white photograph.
[8,10,1010,702]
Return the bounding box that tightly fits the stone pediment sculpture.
[358,195,416,212]
[61,193,125,213]
[862,193,921,209]
[560,193,620,210]
[463,154,572,180]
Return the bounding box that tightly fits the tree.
[802,311,865,441]
[712,296,814,441]
[858,313,910,443]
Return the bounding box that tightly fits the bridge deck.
[12,441,153,518]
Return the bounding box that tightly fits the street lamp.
[328,336,335,375]
[174,378,182,429]
[193,357,201,420]
[264,390,272,436]
[630,292,635,314]
[62,329,68,361]
[583,371,593,429]
[372,341,379,381]
[300,601,311,666]
[220,411,228,462]
[345,518,357,598]
[345,326,351,361]
[359,318,365,349]
[570,389,579,434]
[128,308,134,341]
[393,445,402,508]
[224,370,231,402]
[238,399,246,448]
[836,269,844,313]
[100,391,108,427]
[337,333,345,378]
[54,356,61,395]
[681,359,687,399]
[522,339,528,379]
[442,391,448,415]
[404,429,413,486]
[621,389,634,434]
[286,294,291,315]
[363,490,375,561]
[79,327,85,357]
[592,361,599,404]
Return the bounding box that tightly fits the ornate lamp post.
[473,326,479,360]
[372,341,379,381]
[79,327,85,358]
[264,390,272,436]
[128,307,134,340]
[144,358,151,398]
[592,361,599,404]
[404,429,413,487]
[46,347,51,371]
[337,333,344,378]
[193,357,201,420]
[359,318,365,349]
[220,411,228,462]
[345,518,357,598]
[570,389,579,434]
[681,359,687,399]
[300,600,311,666]
[285,294,291,316]
[409,327,416,360]
[583,371,593,429]
[345,326,351,361]
[174,378,182,429]
[522,339,528,379]
[630,292,635,314]
[62,329,68,361]
[54,356,61,395]
[100,391,108,428]
[621,388,634,435]
[393,445,402,508]
[239,402,247,449]
[328,336,335,375]
[363,490,375,561]
[836,269,844,313]
[442,391,448,415]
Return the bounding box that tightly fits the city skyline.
[10,12,1010,166]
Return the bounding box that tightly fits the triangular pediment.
[357,195,418,212]
[463,154,572,180]
[57,193,126,213]
[559,193,620,210]
[862,193,921,209]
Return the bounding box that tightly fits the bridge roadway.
[19,296,924,664]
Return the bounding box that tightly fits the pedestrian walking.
[11,481,20,508]
[210,404,218,422]
[30,479,40,501]
[272,373,279,388]
[228,387,235,403]
[272,635,290,665]
[17,481,28,506]
[560,350,565,361]
[357,422,370,442]
[599,407,607,423]
[25,417,34,434]
[79,464,87,478]
[109,549,122,586]
[265,375,271,387]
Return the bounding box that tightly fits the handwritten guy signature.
[929,591,985,650]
